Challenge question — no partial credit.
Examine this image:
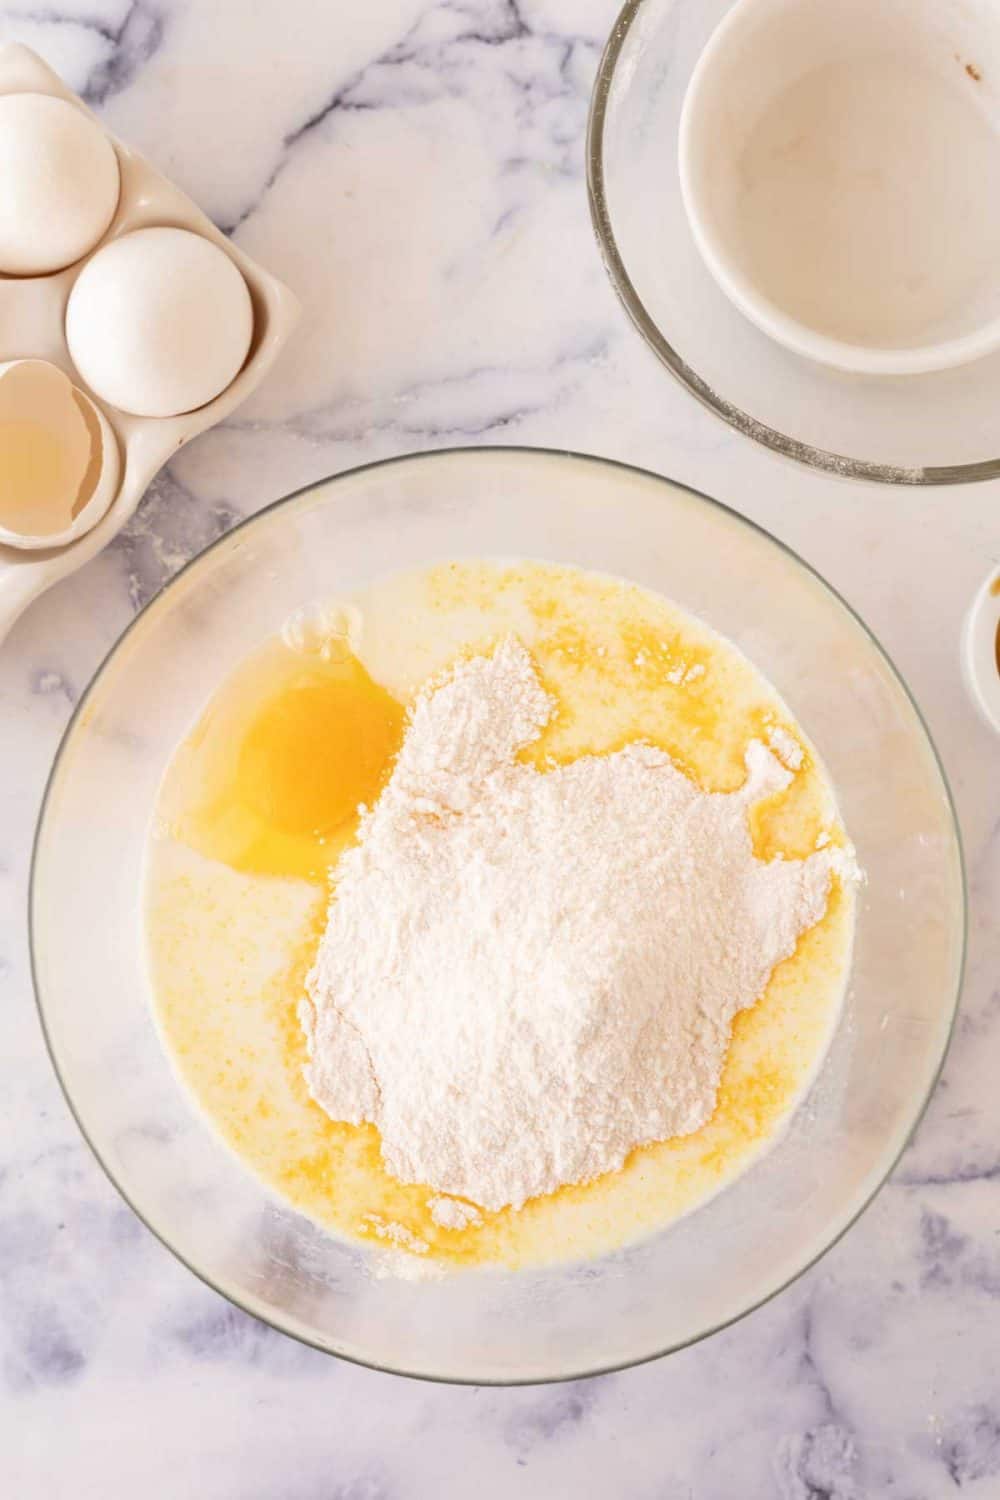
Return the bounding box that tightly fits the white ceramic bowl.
[679,0,1000,375]
[962,567,1000,734]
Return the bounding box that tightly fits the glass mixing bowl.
[31,448,964,1383]
[588,0,1000,483]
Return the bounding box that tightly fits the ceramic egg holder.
[0,43,299,643]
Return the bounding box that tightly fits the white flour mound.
[302,637,849,1214]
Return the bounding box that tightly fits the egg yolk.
[173,645,404,883]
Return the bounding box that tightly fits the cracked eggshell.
[0,93,120,275]
[0,359,121,550]
[65,226,255,418]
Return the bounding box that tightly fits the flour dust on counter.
[145,560,857,1272]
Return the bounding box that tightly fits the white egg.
[0,93,120,276]
[65,227,255,418]
[0,359,120,549]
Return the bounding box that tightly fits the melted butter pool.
[145,560,855,1271]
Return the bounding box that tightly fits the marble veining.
[1,0,999,1495]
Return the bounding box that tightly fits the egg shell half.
[0,358,121,550]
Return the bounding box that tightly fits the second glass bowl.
[588,0,1000,483]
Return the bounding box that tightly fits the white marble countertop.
[2,2,999,1495]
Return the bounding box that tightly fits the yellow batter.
[145,560,854,1271]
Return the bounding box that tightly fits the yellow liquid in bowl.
[146,561,854,1270]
